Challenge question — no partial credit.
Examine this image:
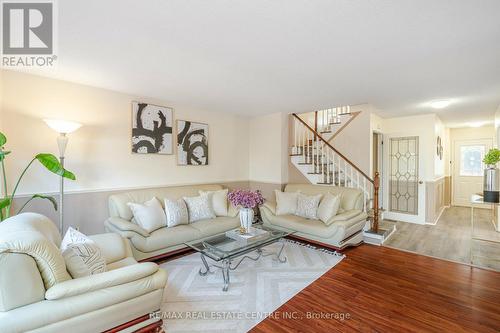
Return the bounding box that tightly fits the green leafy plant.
[483,148,500,167]
[0,132,76,221]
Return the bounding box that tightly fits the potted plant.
[483,148,500,203]
[227,189,264,233]
[0,132,76,221]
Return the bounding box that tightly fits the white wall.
[495,104,500,147]
[330,104,372,176]
[380,114,437,182]
[248,112,288,184]
[434,115,446,178]
[1,70,250,196]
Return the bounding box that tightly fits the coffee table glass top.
[185,224,294,261]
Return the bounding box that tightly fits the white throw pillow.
[127,197,166,233]
[295,193,322,220]
[60,226,90,251]
[61,227,106,279]
[164,198,189,227]
[199,189,229,216]
[317,193,341,224]
[183,193,216,222]
[275,190,299,216]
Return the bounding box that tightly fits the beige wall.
[426,177,446,223]
[450,126,495,142]
[495,104,500,147]
[11,181,249,234]
[248,112,288,184]
[1,70,253,233]
[329,104,372,176]
[1,70,250,196]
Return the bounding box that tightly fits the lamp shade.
[44,119,82,134]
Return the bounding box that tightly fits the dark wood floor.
[251,244,500,333]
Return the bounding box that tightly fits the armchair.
[0,213,167,333]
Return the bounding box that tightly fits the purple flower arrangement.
[228,189,265,209]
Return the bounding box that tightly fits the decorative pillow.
[183,193,216,222]
[295,193,322,220]
[164,198,189,227]
[60,226,90,251]
[199,189,229,216]
[61,227,106,279]
[317,193,341,224]
[127,197,166,233]
[275,190,299,216]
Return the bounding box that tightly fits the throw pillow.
[183,193,216,222]
[60,226,91,251]
[164,198,189,227]
[275,190,299,215]
[295,193,322,220]
[317,193,341,224]
[61,227,106,279]
[199,189,229,216]
[127,197,166,233]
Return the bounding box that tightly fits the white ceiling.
[19,0,500,126]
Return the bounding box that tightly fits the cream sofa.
[0,213,167,333]
[260,184,368,249]
[105,184,240,261]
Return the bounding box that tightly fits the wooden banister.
[292,113,374,184]
[373,172,380,233]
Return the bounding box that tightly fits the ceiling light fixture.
[430,100,452,109]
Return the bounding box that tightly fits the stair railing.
[292,113,380,232]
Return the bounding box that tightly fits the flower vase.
[239,208,254,232]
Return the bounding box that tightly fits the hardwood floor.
[250,244,500,333]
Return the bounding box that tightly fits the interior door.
[452,139,493,207]
[384,135,426,224]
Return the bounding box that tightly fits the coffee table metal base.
[198,239,287,291]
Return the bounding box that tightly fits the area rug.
[160,240,344,333]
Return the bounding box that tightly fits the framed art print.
[131,102,173,154]
[177,120,208,165]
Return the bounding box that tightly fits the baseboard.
[103,313,162,333]
[286,230,363,251]
[363,225,396,246]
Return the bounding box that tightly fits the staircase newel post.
[373,172,380,233]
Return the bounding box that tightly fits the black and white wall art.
[132,102,173,154]
[177,120,208,165]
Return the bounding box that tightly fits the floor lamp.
[44,119,82,234]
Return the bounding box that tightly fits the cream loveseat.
[260,184,368,249]
[0,213,167,333]
[105,184,240,261]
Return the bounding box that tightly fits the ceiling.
[16,0,500,126]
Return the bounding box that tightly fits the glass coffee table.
[185,224,294,291]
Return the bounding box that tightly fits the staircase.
[290,108,380,231]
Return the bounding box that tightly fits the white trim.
[12,179,250,198]
[425,205,448,225]
[248,180,283,185]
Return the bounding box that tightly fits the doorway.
[452,139,493,207]
[383,135,426,224]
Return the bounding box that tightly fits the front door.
[452,139,493,207]
[384,135,426,224]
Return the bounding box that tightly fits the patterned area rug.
[160,240,344,333]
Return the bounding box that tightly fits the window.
[460,145,485,176]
